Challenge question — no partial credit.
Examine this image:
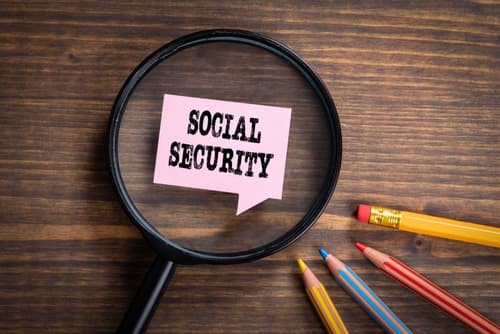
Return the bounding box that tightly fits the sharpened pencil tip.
[355,242,367,252]
[297,258,307,273]
[319,248,329,260]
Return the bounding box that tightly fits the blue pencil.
[319,248,412,334]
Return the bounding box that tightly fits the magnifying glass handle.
[117,256,176,334]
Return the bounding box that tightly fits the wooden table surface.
[1,1,498,333]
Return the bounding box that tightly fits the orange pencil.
[355,242,499,334]
[297,259,349,334]
[357,204,500,248]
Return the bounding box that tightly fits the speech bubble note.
[153,94,291,215]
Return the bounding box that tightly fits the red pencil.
[355,242,499,334]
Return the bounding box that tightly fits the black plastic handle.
[117,256,176,334]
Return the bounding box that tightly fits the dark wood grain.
[0,1,498,333]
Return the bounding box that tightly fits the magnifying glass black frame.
[108,29,341,333]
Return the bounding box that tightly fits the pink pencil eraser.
[357,204,372,223]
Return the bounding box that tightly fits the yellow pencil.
[357,204,500,248]
[297,259,349,334]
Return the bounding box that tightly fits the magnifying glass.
[108,29,342,333]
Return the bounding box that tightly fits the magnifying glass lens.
[118,41,332,253]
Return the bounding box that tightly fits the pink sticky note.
[153,94,291,215]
